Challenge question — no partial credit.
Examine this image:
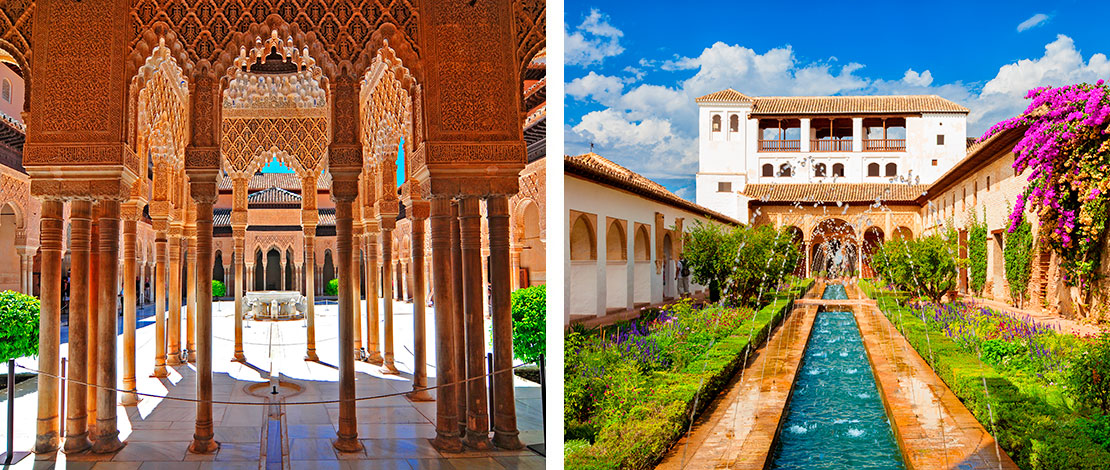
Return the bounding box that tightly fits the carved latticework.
[221,116,328,176]
[0,1,32,69]
[513,0,544,87]
[129,0,420,66]
[135,38,190,167]
[360,46,412,203]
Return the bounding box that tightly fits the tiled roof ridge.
[741,183,930,203]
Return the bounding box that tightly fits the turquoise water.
[769,284,905,469]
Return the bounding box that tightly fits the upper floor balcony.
[753,116,907,154]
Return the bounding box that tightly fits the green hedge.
[565,278,812,469]
[0,290,39,362]
[325,278,339,296]
[212,280,226,298]
[859,280,1110,470]
[511,285,545,363]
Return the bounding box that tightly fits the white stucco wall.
[565,175,721,323]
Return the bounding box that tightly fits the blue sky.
[565,0,1110,199]
[259,140,406,185]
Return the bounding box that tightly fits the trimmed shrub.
[1004,220,1034,306]
[325,278,339,296]
[511,285,545,364]
[0,290,39,362]
[860,280,1110,469]
[969,208,988,295]
[212,280,226,298]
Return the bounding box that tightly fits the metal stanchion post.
[486,352,495,427]
[2,358,30,465]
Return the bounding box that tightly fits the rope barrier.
[14,359,532,407]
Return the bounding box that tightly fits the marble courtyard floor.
[0,299,545,469]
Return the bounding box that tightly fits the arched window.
[832,163,845,177]
[729,114,739,132]
[606,221,627,261]
[1,79,10,103]
[814,163,826,177]
[570,215,597,261]
[779,163,792,177]
[885,162,897,177]
[867,162,880,177]
[762,164,774,177]
[711,115,721,132]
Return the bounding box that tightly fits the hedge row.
[565,278,813,469]
[859,280,1110,470]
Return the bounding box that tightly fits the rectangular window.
[717,181,732,193]
[936,134,945,145]
[931,159,938,166]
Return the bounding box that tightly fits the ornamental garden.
[563,82,1110,470]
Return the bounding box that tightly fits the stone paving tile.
[341,459,414,470]
[111,442,190,462]
[289,438,339,461]
[854,285,1020,470]
[656,283,824,470]
[89,463,143,470]
[406,459,450,470]
[360,439,441,459]
[444,457,504,470]
[491,455,545,470]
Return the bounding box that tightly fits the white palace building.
[695,89,970,222]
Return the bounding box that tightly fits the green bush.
[860,280,1110,468]
[682,221,800,305]
[0,290,39,362]
[212,280,226,298]
[1067,333,1110,415]
[564,279,811,469]
[511,285,545,363]
[871,230,958,302]
[969,208,988,295]
[1004,220,1034,306]
[325,278,339,296]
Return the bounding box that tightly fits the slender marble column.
[487,196,523,449]
[34,199,63,453]
[167,234,183,365]
[408,208,432,402]
[450,202,466,436]
[332,197,362,453]
[459,198,491,449]
[232,232,246,361]
[380,225,399,375]
[186,234,197,362]
[365,232,382,365]
[510,247,522,290]
[189,190,219,454]
[430,199,462,451]
[92,200,124,453]
[121,210,140,406]
[63,200,92,453]
[304,232,319,361]
[87,214,99,432]
[351,227,363,356]
[153,234,169,377]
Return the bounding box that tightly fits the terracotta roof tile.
[741,183,929,204]
[565,153,740,224]
[218,173,328,191]
[695,88,753,103]
[213,207,336,227]
[696,89,968,115]
[247,187,302,204]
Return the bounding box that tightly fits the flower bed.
[860,279,1110,469]
[564,278,813,469]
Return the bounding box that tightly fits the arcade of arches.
[0,0,546,460]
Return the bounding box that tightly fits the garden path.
[855,285,1020,470]
[655,282,823,470]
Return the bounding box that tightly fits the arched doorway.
[633,225,651,305]
[518,201,544,287]
[811,218,858,278]
[663,232,675,299]
[0,203,20,292]
[862,227,884,278]
[322,249,335,295]
[785,226,805,277]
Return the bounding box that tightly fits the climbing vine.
[982,80,1110,296]
[1004,219,1034,306]
[968,208,988,295]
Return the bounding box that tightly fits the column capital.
[186,167,220,205]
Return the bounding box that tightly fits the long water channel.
[769,283,905,469]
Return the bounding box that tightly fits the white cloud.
[569,34,1110,192]
[901,69,933,87]
[566,72,626,103]
[565,9,624,66]
[1017,13,1050,32]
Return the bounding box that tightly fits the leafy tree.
[1004,220,1034,307]
[873,230,958,303]
[0,290,39,362]
[682,222,800,306]
[510,285,545,363]
[968,208,988,295]
[325,278,339,296]
[681,221,741,302]
[212,280,226,298]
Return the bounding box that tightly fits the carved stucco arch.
[0,38,30,113]
[359,44,416,202]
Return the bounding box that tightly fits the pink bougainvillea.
[982,80,1110,288]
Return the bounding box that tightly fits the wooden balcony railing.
[810,139,853,152]
[862,139,906,151]
[757,139,800,152]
